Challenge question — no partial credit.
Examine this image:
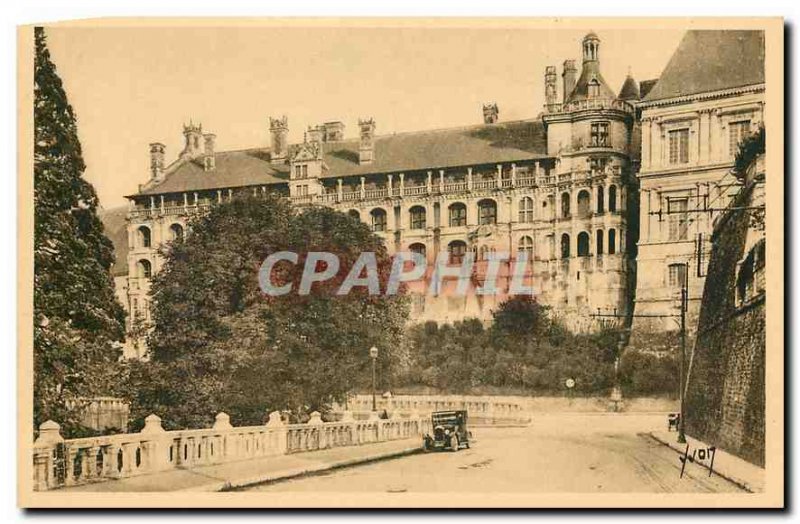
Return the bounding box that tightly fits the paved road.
[247,414,744,493]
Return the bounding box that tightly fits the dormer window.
[588,79,600,98]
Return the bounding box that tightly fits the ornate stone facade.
[633,30,765,334]
[120,32,643,356]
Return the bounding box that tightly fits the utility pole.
[678,275,688,444]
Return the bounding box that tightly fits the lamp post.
[369,346,379,412]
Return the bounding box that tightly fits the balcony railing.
[545,98,634,115]
[128,203,213,219]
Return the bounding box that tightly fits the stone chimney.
[306,125,323,145]
[358,118,376,165]
[149,142,166,180]
[545,66,558,111]
[482,103,499,124]
[269,115,289,162]
[203,133,216,171]
[181,121,203,158]
[323,121,345,141]
[562,60,577,103]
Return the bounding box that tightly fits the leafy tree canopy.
[127,197,409,429]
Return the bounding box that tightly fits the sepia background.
[17,17,784,509]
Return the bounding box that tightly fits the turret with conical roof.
[618,72,640,101]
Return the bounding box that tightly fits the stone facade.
[684,148,765,466]
[122,32,639,340]
[633,31,765,334]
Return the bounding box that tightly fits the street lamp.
[369,346,379,412]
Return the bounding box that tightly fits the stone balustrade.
[345,394,531,426]
[32,410,430,492]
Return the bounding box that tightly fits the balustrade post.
[33,420,63,491]
[266,410,288,455]
[360,177,366,200]
[467,167,473,191]
[496,164,502,188]
[399,173,405,196]
[387,174,393,196]
[439,169,445,193]
[337,179,343,202]
[63,445,78,486]
[511,163,517,187]
[307,411,324,449]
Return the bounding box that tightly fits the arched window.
[561,192,571,218]
[348,209,361,221]
[577,232,590,257]
[596,229,604,255]
[448,240,467,265]
[169,223,184,242]
[478,199,497,225]
[137,259,152,279]
[370,208,387,232]
[609,185,617,212]
[477,245,490,261]
[137,226,151,248]
[409,206,426,230]
[560,233,571,259]
[518,197,534,223]
[518,236,534,259]
[608,228,616,254]
[597,186,605,213]
[448,202,467,227]
[577,190,591,217]
[409,243,426,258]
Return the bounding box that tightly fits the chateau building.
[120,32,640,353]
[633,30,765,333]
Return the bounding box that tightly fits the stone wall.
[684,179,765,466]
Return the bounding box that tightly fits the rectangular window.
[668,129,689,164]
[729,120,751,157]
[294,165,301,178]
[410,209,426,230]
[668,198,689,240]
[668,263,687,289]
[302,165,308,177]
[590,122,609,147]
[589,157,608,171]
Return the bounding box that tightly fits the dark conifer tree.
[33,27,126,434]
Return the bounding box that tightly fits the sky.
[43,24,685,209]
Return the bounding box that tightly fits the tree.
[490,295,551,355]
[127,197,409,429]
[33,27,126,434]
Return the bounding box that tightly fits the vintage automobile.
[423,410,471,452]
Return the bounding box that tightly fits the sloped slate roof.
[319,120,547,179]
[643,30,765,102]
[138,150,290,196]
[136,120,549,196]
[639,79,659,100]
[618,75,640,101]
[99,206,130,276]
[565,63,616,104]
